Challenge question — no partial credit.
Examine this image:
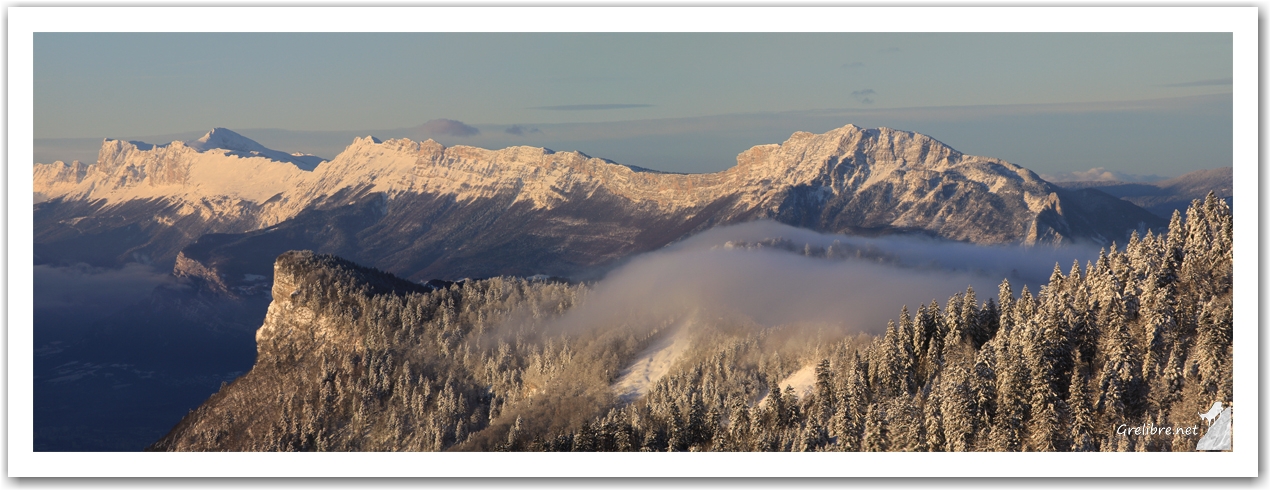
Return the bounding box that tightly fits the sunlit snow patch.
[612,321,692,404]
[759,363,817,406]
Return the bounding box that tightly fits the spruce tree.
[1067,356,1098,451]
[862,403,889,452]
[923,387,947,452]
[939,365,976,451]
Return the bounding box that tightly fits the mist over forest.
[549,220,1099,336]
[152,195,1232,453]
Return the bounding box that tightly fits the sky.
[34,33,1232,179]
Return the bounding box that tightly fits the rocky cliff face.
[34,125,1164,281]
[253,251,431,358]
[149,251,588,452]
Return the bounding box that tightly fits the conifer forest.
[151,194,1233,452]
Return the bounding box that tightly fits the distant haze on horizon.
[35,33,1231,180]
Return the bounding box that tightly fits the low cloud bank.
[33,263,181,311]
[553,221,1100,334]
[671,221,1102,285]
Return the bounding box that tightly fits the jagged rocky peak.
[735,124,960,173]
[32,160,91,203]
[173,251,231,295]
[96,137,158,166]
[33,159,88,181]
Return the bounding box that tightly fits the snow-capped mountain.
[34,128,320,211]
[186,127,325,171]
[34,124,1164,283]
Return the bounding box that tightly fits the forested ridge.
[151,194,1232,452]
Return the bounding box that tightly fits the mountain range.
[1054,167,1233,219]
[35,124,1164,288]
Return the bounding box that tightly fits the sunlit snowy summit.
[186,127,324,171]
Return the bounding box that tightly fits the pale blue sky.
[34,33,1231,178]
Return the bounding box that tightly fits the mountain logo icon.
[1195,401,1232,451]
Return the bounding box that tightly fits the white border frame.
[7,6,1258,477]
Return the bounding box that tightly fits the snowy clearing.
[612,323,692,404]
[759,363,817,406]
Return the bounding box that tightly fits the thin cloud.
[841,62,865,69]
[533,104,653,111]
[420,119,480,137]
[1043,167,1122,183]
[878,47,901,54]
[851,89,877,104]
[505,125,542,136]
[1161,77,1232,88]
[1042,167,1164,183]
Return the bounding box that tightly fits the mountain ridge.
[33,124,1079,217]
[35,124,1165,283]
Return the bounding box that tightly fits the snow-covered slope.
[32,160,87,204]
[612,321,693,404]
[34,129,318,228]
